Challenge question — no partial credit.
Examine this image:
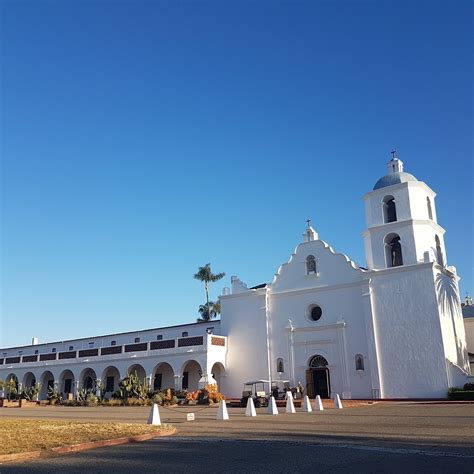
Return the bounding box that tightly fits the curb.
[0,427,177,464]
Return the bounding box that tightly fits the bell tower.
[363,153,447,270]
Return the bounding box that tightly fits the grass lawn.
[1,419,172,455]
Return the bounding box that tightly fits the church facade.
[0,156,471,399]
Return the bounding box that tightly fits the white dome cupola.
[373,151,418,191]
[363,152,447,270]
[388,151,404,173]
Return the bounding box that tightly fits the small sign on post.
[187,413,195,421]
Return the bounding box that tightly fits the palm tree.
[194,263,225,319]
[197,300,221,322]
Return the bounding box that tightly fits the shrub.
[21,384,40,401]
[126,397,150,406]
[5,378,19,401]
[185,384,224,405]
[116,372,150,402]
[47,386,62,405]
[447,387,474,400]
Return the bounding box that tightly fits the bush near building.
[448,384,474,400]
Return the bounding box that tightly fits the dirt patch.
[1,419,173,455]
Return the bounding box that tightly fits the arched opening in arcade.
[127,364,147,385]
[22,372,36,389]
[59,369,75,398]
[152,362,174,391]
[80,368,97,392]
[5,373,19,399]
[39,370,55,400]
[210,362,225,391]
[181,360,202,391]
[306,355,331,399]
[102,366,121,396]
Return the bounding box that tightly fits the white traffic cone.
[302,395,312,412]
[334,393,343,409]
[147,403,161,426]
[217,399,229,420]
[315,395,324,411]
[267,396,279,415]
[245,397,257,417]
[285,391,296,413]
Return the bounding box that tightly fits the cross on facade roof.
[306,218,312,228]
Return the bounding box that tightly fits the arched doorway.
[181,360,202,391]
[152,363,174,391]
[101,366,121,396]
[306,355,330,399]
[59,369,75,398]
[210,362,225,391]
[39,370,55,400]
[80,368,97,391]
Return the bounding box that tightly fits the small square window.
[206,327,214,334]
[19,350,23,355]
[111,340,116,346]
[156,335,163,341]
[134,337,140,343]
[182,331,188,337]
[69,346,74,351]
[34,350,38,355]
[52,348,57,353]
[89,342,94,346]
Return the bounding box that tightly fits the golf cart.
[240,379,291,407]
[270,380,291,399]
[240,380,270,408]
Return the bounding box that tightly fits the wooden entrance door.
[313,368,330,399]
[306,367,330,399]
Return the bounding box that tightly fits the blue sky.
[1,0,472,348]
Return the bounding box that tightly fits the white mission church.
[1,155,471,400]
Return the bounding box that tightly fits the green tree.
[197,300,221,322]
[194,263,225,320]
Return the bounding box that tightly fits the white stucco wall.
[219,289,268,398]
[370,263,449,398]
[267,239,373,399]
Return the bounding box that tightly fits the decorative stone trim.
[211,337,225,347]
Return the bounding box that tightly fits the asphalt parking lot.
[2,402,474,472]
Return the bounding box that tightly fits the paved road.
[3,437,474,473]
[2,403,474,472]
